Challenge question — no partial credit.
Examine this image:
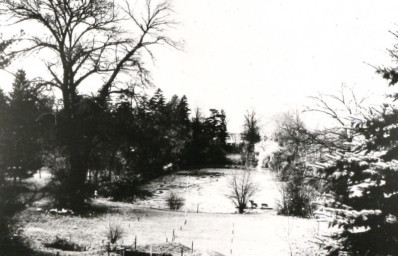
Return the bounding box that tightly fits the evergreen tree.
[0,70,52,182]
[241,110,261,166]
[204,109,228,164]
[317,38,398,255]
[184,108,228,167]
[0,89,8,184]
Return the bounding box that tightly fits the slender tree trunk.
[94,169,99,188]
[108,152,115,182]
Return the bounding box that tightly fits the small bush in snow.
[104,219,124,244]
[166,191,184,210]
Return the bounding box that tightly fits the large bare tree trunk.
[59,116,90,210]
[68,147,89,209]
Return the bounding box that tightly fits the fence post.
[230,222,235,255]
[191,241,194,253]
[134,235,137,250]
[181,247,183,256]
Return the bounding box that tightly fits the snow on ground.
[22,199,327,256]
[20,167,330,256]
[28,167,52,189]
[137,168,282,213]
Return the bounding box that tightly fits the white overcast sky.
[2,0,398,133]
[148,0,398,133]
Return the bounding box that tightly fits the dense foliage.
[0,0,180,210]
[319,115,398,255]
[0,70,53,182]
[0,71,48,255]
[72,89,229,201]
[185,108,228,167]
[241,111,261,166]
[315,37,398,256]
[270,112,320,217]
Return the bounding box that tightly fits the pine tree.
[0,89,8,184]
[241,110,261,166]
[0,70,51,182]
[317,40,398,254]
[319,127,398,255]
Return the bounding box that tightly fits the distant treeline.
[85,88,230,184]
[0,71,229,192]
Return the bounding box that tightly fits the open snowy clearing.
[19,168,330,256]
[137,168,282,213]
[22,199,327,256]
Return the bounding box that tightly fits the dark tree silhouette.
[0,0,179,209]
[241,110,261,166]
[0,70,52,183]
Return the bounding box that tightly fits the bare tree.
[227,169,258,214]
[305,85,371,142]
[0,0,179,209]
[103,217,124,245]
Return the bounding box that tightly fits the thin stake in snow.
[230,222,235,255]
[185,175,189,216]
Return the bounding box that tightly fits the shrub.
[166,191,185,210]
[125,251,172,256]
[44,236,85,251]
[98,176,152,202]
[0,185,30,254]
[104,219,124,244]
[276,165,316,217]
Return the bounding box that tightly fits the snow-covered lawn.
[22,199,326,256]
[138,168,282,213]
[20,168,329,256]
